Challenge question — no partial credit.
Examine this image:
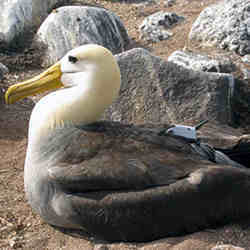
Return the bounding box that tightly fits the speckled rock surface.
[0,62,9,80]
[36,6,130,66]
[168,50,236,73]
[134,0,156,8]
[240,65,250,80]
[211,244,245,250]
[242,55,250,65]
[189,0,250,56]
[139,11,184,42]
[104,48,236,126]
[164,0,176,8]
[0,0,65,49]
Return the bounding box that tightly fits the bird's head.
[5,44,121,106]
[5,44,121,130]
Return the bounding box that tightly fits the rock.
[189,0,250,56]
[109,243,137,250]
[103,48,236,126]
[0,0,65,50]
[164,0,176,7]
[211,244,245,250]
[0,62,9,79]
[135,0,156,8]
[241,54,250,65]
[233,77,250,127]
[240,65,250,79]
[36,6,130,66]
[94,244,109,250]
[0,61,8,103]
[139,11,184,42]
[168,50,236,73]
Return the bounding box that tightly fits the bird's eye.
[68,56,78,63]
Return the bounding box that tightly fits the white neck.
[28,71,120,147]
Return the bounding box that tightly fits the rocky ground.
[1,0,250,249]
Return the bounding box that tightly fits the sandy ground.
[1,0,250,249]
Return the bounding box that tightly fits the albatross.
[5,44,250,242]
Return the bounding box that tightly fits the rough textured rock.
[233,78,250,127]
[0,62,9,80]
[211,244,245,250]
[103,48,235,126]
[0,0,65,50]
[164,0,176,8]
[189,0,250,56]
[36,6,130,66]
[241,65,250,80]
[168,50,236,73]
[94,244,109,250]
[135,0,156,8]
[242,54,250,65]
[139,11,184,42]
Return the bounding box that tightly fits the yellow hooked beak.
[5,62,63,104]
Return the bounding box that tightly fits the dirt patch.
[1,0,250,249]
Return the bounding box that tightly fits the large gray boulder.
[189,0,250,56]
[168,50,236,73]
[0,0,65,49]
[104,48,236,125]
[36,6,130,66]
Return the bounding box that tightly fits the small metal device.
[165,120,209,141]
